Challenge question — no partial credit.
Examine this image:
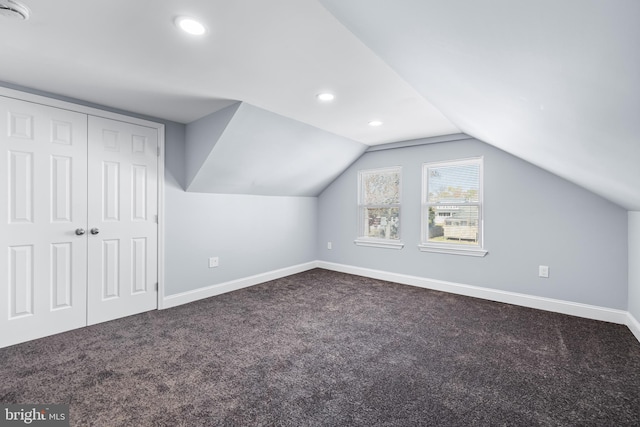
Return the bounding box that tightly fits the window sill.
[418,244,488,257]
[354,238,404,250]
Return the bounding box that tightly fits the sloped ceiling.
[0,0,457,144]
[185,102,366,196]
[319,0,640,210]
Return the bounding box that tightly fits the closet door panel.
[87,116,158,325]
[0,96,88,348]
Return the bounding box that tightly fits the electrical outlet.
[327,242,332,250]
[538,265,549,278]
[209,257,219,268]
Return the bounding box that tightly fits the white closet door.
[0,96,88,348]
[87,116,158,325]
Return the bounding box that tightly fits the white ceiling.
[0,0,458,145]
[1,0,638,208]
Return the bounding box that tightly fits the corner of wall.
[628,212,640,336]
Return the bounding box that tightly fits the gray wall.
[630,212,640,319]
[164,122,318,295]
[318,138,629,309]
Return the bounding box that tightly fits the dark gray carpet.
[1,269,639,426]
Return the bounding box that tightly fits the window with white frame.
[355,166,404,249]
[420,158,487,256]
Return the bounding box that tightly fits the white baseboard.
[162,261,318,309]
[317,261,630,326]
[628,313,640,343]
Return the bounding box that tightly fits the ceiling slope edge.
[186,102,367,197]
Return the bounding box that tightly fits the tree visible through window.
[358,167,401,241]
[422,158,483,251]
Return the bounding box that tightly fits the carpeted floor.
[1,269,639,426]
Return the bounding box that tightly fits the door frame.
[0,86,166,310]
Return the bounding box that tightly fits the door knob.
[75,228,86,236]
[90,228,100,235]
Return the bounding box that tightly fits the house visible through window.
[355,166,404,249]
[420,158,487,256]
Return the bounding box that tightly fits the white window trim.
[355,166,404,249]
[354,238,405,250]
[420,157,487,257]
[417,243,487,256]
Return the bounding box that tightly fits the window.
[355,166,404,249]
[420,158,487,256]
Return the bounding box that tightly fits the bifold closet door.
[86,116,158,325]
[0,96,88,348]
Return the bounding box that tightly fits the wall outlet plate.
[209,257,219,268]
[539,265,549,278]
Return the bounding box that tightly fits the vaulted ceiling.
[1,0,638,207]
[320,0,640,210]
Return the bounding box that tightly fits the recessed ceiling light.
[368,120,383,127]
[316,93,335,102]
[0,0,30,20]
[175,16,207,35]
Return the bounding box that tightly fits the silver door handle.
[90,228,100,235]
[75,228,86,235]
